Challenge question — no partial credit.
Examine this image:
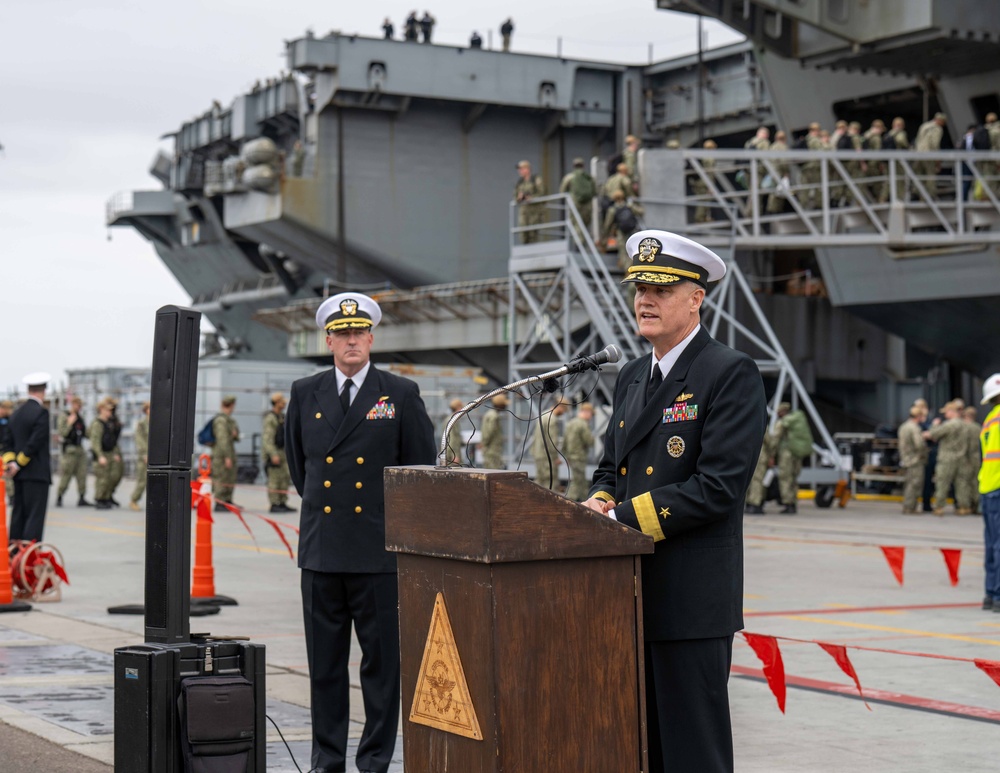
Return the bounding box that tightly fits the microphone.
[435,344,624,466]
[562,344,624,375]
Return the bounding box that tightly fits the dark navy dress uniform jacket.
[285,365,436,574]
[589,327,767,641]
[7,399,51,484]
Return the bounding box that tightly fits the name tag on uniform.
[366,398,396,420]
[663,401,698,424]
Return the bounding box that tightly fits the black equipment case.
[114,637,266,773]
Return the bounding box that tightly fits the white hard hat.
[982,373,1000,405]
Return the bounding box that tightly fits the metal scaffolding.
[507,194,645,406]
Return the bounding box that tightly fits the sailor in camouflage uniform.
[532,395,568,490]
[960,406,983,514]
[443,397,465,464]
[925,400,970,514]
[772,402,813,514]
[897,405,928,514]
[479,393,507,469]
[514,160,546,243]
[56,396,91,507]
[89,397,123,510]
[212,395,240,510]
[562,401,594,501]
[559,157,596,230]
[129,401,149,511]
[263,393,293,513]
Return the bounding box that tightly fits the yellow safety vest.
[980,405,1000,494]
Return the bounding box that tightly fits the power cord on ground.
[265,713,304,772]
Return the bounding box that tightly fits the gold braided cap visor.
[325,318,374,332]
[622,263,705,287]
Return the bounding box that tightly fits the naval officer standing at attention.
[4,372,54,543]
[583,231,767,773]
[285,292,435,773]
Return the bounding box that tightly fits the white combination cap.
[315,292,382,332]
[622,230,726,288]
[22,371,51,387]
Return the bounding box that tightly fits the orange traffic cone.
[191,455,237,607]
[0,479,32,612]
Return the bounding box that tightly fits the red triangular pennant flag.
[818,642,870,710]
[940,548,961,586]
[880,546,905,586]
[742,632,786,713]
[974,659,1000,689]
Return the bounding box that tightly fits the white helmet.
[982,373,1000,405]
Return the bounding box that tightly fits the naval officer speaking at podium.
[285,292,435,773]
[582,230,767,773]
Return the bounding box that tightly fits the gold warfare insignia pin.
[637,237,662,263]
[340,299,358,316]
[667,435,685,458]
[677,393,693,402]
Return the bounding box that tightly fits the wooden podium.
[385,466,654,773]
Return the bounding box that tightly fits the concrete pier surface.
[0,478,995,771]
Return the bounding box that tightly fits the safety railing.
[658,148,1000,248]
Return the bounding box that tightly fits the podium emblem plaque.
[408,592,482,741]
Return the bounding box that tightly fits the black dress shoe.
[984,596,994,610]
[78,498,93,507]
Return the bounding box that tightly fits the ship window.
[763,11,782,38]
[827,0,848,23]
[970,94,1000,124]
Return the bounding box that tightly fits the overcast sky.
[0,1,741,396]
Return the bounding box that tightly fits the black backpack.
[274,416,285,450]
[882,132,896,150]
[792,134,809,150]
[613,205,638,234]
[836,133,853,151]
[101,418,122,453]
[606,153,624,177]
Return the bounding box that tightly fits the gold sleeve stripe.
[633,492,666,542]
[1,452,14,464]
[592,491,615,503]
[15,453,30,467]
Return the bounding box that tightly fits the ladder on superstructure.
[507,193,644,406]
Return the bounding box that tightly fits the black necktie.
[646,367,662,403]
[340,379,353,414]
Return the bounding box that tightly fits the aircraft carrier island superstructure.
[108,0,1000,431]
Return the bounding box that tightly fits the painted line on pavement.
[745,602,979,617]
[783,615,1000,646]
[731,665,1000,724]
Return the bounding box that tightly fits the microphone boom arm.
[437,345,622,466]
